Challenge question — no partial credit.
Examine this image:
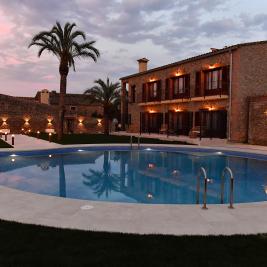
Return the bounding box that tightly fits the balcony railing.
[204,87,229,97]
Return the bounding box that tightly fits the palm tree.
[29,22,100,140]
[82,151,120,198]
[84,78,120,135]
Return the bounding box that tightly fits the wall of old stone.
[248,96,267,145]
[0,94,59,133]
[230,43,267,143]
[125,51,231,133]
[0,94,104,134]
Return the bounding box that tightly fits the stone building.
[120,41,267,145]
[0,89,103,134]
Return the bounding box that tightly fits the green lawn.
[0,219,267,267]
[0,138,12,148]
[29,133,191,145]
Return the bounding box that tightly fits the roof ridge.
[120,40,267,80]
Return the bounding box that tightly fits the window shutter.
[195,71,201,97]
[165,79,169,100]
[170,78,174,99]
[185,74,190,97]
[222,66,230,93]
[157,80,162,100]
[142,84,146,102]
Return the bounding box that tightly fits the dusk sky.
[1,0,267,97]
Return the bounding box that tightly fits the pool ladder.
[130,135,141,150]
[196,166,234,210]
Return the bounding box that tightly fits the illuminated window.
[205,69,222,90]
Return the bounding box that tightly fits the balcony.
[204,88,229,97]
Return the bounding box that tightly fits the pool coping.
[1,143,267,236]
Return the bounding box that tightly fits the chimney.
[210,48,219,52]
[137,58,149,73]
[40,89,50,105]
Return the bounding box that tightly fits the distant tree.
[84,78,120,135]
[29,22,100,140]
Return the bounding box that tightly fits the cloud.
[0,0,266,96]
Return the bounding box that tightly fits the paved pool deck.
[0,134,267,236]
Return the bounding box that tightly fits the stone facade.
[0,90,103,134]
[248,96,267,145]
[120,41,267,144]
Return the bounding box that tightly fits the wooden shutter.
[157,80,162,101]
[222,66,230,94]
[142,83,146,102]
[185,74,190,98]
[165,79,169,100]
[169,78,174,99]
[195,71,201,97]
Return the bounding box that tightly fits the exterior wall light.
[47,117,53,125]
[175,71,183,77]
[149,78,156,82]
[174,108,182,112]
[149,110,156,114]
[78,117,84,125]
[208,63,220,70]
[24,117,30,123]
[97,119,102,127]
[209,65,216,69]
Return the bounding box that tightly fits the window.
[153,83,157,97]
[148,81,160,100]
[205,69,222,90]
[172,75,190,98]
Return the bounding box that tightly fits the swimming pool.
[0,146,267,204]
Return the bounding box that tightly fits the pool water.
[0,149,267,204]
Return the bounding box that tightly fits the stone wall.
[0,94,103,134]
[124,51,231,133]
[230,43,267,143]
[248,96,267,145]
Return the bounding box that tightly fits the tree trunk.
[104,115,110,135]
[103,106,110,135]
[58,63,68,141]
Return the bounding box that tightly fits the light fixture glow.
[148,163,155,169]
[174,108,182,113]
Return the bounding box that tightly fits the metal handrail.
[221,167,234,209]
[196,167,208,210]
[137,136,141,150]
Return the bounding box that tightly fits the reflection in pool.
[0,150,267,204]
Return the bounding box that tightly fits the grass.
[0,219,267,266]
[0,138,13,148]
[29,133,191,145]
